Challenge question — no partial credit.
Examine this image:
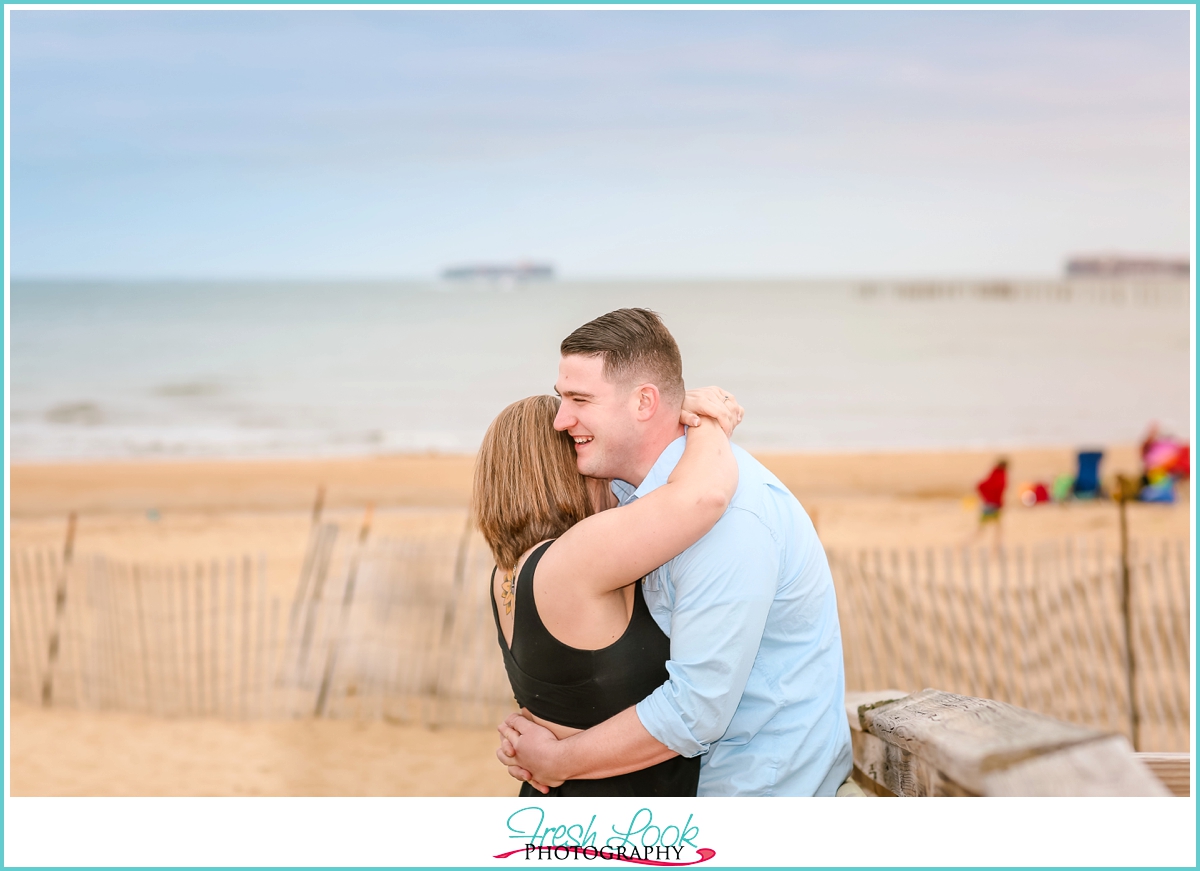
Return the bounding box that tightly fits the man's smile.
[572,435,594,446]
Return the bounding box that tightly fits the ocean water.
[8,279,1192,461]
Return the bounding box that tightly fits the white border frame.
[3,4,1196,867]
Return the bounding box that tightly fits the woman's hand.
[680,386,744,436]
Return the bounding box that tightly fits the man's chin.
[575,456,606,479]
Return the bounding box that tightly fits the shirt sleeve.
[635,507,780,757]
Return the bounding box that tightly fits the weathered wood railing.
[847,688,1188,796]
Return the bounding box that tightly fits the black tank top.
[491,540,700,797]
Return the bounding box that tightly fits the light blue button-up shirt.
[614,437,852,796]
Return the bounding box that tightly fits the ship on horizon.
[441,261,555,282]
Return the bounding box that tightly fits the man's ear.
[633,383,660,421]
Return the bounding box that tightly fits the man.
[497,308,852,796]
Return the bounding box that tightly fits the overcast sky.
[9,9,1192,280]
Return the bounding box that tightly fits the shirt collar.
[609,436,687,506]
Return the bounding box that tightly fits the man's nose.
[553,403,574,432]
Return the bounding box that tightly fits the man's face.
[553,354,640,480]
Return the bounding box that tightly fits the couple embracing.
[473,308,852,797]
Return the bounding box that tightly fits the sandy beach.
[9,699,517,796]
[9,446,1190,796]
[11,443,1188,567]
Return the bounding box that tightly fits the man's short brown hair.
[560,308,684,402]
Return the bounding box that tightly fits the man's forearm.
[553,707,679,781]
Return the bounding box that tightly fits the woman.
[473,392,739,796]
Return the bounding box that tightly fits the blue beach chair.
[1072,450,1104,499]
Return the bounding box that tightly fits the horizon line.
[11,270,1115,284]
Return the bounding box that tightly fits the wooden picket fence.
[10,550,279,720]
[829,539,1191,752]
[9,520,516,728]
[10,525,1191,750]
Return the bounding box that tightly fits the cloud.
[9,9,1191,277]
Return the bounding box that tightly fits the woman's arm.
[536,415,738,597]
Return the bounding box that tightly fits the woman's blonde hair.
[472,395,595,574]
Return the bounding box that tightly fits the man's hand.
[680,386,744,437]
[496,717,546,793]
[496,713,567,794]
